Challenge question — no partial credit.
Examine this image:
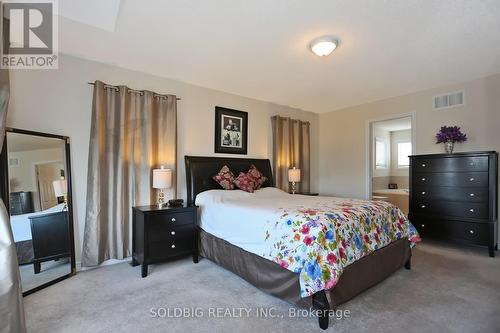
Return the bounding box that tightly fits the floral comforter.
[263,198,420,298]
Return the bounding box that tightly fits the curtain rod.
[87,82,181,100]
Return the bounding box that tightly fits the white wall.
[319,73,500,236]
[7,54,319,264]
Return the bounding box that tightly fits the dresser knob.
[422,163,426,167]
[171,231,175,235]
[421,177,426,181]
[421,205,426,208]
[469,230,474,234]
[469,193,475,197]
[171,217,176,222]
[469,208,474,213]
[421,224,425,228]
[469,178,475,182]
[421,191,426,195]
[171,244,176,249]
[469,162,474,166]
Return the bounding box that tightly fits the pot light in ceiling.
[309,36,339,57]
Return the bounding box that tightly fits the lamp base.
[157,188,166,208]
[291,181,297,194]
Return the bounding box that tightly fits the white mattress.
[196,187,332,257]
[10,203,66,243]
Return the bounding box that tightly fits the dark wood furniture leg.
[33,261,41,274]
[141,263,148,278]
[193,228,199,263]
[131,257,139,266]
[488,245,495,258]
[404,256,411,270]
[312,290,330,330]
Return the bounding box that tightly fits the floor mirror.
[0,128,76,296]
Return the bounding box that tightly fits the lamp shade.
[53,179,67,197]
[153,167,172,189]
[288,167,301,183]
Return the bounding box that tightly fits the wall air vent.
[433,91,464,110]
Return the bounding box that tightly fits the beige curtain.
[271,115,310,193]
[82,81,177,266]
[0,16,26,333]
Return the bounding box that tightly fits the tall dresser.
[409,151,498,257]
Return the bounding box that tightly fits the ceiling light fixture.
[309,36,339,57]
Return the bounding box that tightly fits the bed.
[185,156,419,329]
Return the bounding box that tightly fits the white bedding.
[196,187,328,257]
[10,204,66,243]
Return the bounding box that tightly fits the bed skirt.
[199,229,411,309]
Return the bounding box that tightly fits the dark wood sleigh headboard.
[184,156,274,205]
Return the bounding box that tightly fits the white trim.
[365,112,416,200]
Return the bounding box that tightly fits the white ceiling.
[7,133,63,153]
[57,0,500,113]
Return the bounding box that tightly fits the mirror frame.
[0,127,76,296]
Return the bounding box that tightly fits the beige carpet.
[24,241,500,333]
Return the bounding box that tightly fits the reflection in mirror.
[6,131,73,293]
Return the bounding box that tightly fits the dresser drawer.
[441,220,489,246]
[149,211,193,227]
[412,187,489,203]
[413,201,489,220]
[148,223,194,243]
[412,172,488,188]
[413,156,488,173]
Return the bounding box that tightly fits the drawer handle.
[171,244,176,249]
[421,163,426,167]
[469,208,474,213]
[171,217,176,222]
[421,205,426,208]
[421,224,425,228]
[469,162,474,166]
[469,178,475,182]
[171,231,175,235]
[469,230,474,235]
[469,193,475,197]
[421,191,426,195]
[421,177,426,181]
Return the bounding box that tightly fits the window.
[375,138,387,169]
[398,142,412,167]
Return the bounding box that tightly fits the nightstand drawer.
[148,233,194,260]
[149,211,193,226]
[149,223,194,243]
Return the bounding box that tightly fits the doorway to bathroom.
[368,115,414,215]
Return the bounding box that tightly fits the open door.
[35,163,63,210]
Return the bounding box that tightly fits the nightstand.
[132,204,198,277]
[294,192,319,196]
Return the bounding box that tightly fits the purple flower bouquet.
[435,126,467,153]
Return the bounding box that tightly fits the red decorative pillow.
[233,172,257,193]
[247,164,268,190]
[212,165,235,190]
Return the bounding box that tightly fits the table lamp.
[153,166,172,208]
[288,167,301,194]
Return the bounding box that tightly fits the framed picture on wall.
[214,106,248,154]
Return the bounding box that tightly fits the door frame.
[365,112,416,199]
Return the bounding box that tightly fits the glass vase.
[444,141,455,154]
